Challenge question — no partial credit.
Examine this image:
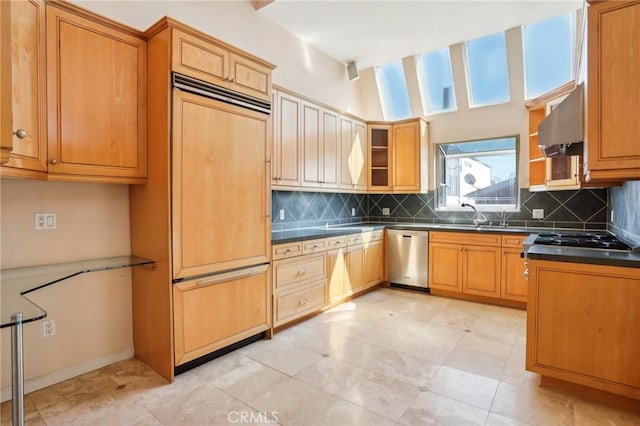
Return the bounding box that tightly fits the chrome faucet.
[461,202,487,226]
[499,209,508,227]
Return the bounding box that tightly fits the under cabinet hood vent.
[538,83,584,157]
[172,73,271,115]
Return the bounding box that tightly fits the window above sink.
[436,136,519,212]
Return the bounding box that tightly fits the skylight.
[376,61,412,120]
[465,32,510,107]
[416,47,457,115]
[523,13,574,99]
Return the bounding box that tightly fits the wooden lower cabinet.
[526,259,640,401]
[274,279,325,326]
[327,247,347,304]
[173,264,271,366]
[462,245,501,298]
[364,239,384,289]
[428,242,462,292]
[345,244,364,296]
[429,231,527,307]
[272,251,327,327]
[501,248,527,302]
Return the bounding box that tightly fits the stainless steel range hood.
[538,83,584,157]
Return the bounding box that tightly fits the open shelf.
[1,256,154,328]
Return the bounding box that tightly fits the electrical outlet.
[351,207,356,216]
[279,209,285,220]
[382,208,390,216]
[610,210,615,223]
[34,213,56,230]
[42,320,56,337]
[532,209,544,219]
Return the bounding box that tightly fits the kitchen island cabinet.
[526,259,640,407]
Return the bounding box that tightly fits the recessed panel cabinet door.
[46,5,147,179]
[1,0,47,173]
[172,90,270,278]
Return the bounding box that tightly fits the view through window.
[376,60,412,120]
[465,32,510,106]
[437,137,518,210]
[416,47,457,115]
[523,13,575,99]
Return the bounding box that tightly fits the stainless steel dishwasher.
[386,229,429,292]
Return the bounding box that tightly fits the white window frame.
[463,31,511,108]
[436,136,520,212]
[415,47,457,116]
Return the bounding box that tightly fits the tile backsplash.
[609,180,640,245]
[272,188,609,231]
[271,191,367,231]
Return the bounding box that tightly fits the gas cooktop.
[532,231,632,251]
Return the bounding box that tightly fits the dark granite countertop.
[272,222,640,267]
[272,222,575,244]
[272,224,386,244]
[526,245,640,268]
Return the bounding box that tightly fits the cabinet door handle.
[50,159,58,165]
[13,129,26,139]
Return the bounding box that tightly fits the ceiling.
[258,0,583,71]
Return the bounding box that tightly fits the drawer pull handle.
[195,264,268,287]
[296,269,307,275]
[284,248,291,253]
[298,299,309,305]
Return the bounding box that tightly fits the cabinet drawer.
[302,238,327,255]
[173,264,270,366]
[430,231,501,247]
[364,230,384,243]
[502,234,528,249]
[273,242,303,260]
[326,235,347,249]
[347,233,364,246]
[274,279,326,326]
[274,253,325,290]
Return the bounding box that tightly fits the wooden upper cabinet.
[393,120,423,192]
[367,118,428,193]
[1,0,47,177]
[587,0,640,181]
[172,29,271,102]
[340,116,367,191]
[229,53,271,101]
[301,101,322,188]
[171,90,270,279]
[46,4,147,182]
[301,102,340,189]
[272,89,302,187]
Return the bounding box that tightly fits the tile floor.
[2,287,639,425]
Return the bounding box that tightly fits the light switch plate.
[279,209,285,220]
[382,208,390,216]
[532,209,544,219]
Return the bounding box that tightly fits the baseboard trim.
[1,347,133,403]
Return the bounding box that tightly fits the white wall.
[71,0,364,116]
[357,27,530,189]
[0,180,132,399]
